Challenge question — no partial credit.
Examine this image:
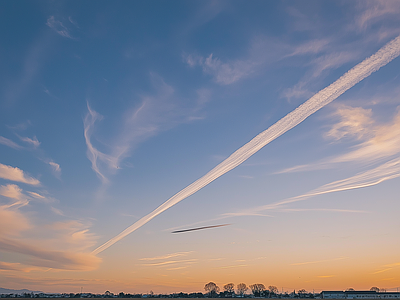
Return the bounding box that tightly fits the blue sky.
[1,0,400,294]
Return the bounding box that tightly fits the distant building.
[322,291,400,299]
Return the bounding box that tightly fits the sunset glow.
[1,0,400,295]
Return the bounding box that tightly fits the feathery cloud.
[280,104,400,173]
[46,16,73,39]
[291,257,347,266]
[355,0,400,31]
[0,261,35,272]
[26,191,45,199]
[140,251,193,261]
[232,156,400,217]
[0,206,30,237]
[0,238,100,270]
[0,204,100,270]
[325,105,374,141]
[0,184,24,200]
[18,136,40,148]
[142,259,197,267]
[0,136,22,149]
[85,75,209,183]
[48,161,61,177]
[0,163,40,185]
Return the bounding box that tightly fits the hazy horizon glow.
[1,0,400,294]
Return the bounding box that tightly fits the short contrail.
[171,224,230,234]
[92,35,400,255]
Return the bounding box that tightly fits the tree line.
[204,282,282,298]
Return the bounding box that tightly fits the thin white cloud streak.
[84,76,210,183]
[92,35,400,255]
[291,257,348,266]
[276,208,368,213]
[231,156,400,217]
[84,103,111,183]
[0,137,22,149]
[0,261,35,272]
[142,259,197,267]
[26,191,45,199]
[46,16,73,39]
[18,135,40,148]
[184,36,291,85]
[373,262,400,274]
[48,161,61,176]
[355,0,400,31]
[218,264,248,269]
[140,251,193,261]
[0,163,40,185]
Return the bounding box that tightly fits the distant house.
[322,291,400,299]
[322,291,346,299]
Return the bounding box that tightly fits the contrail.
[92,35,400,255]
[228,156,400,216]
[171,224,230,234]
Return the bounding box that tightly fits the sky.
[1,0,400,295]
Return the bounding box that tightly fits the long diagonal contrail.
[92,35,400,255]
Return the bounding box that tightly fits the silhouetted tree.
[250,284,266,297]
[346,288,355,291]
[268,286,278,295]
[205,282,220,297]
[370,287,380,292]
[298,289,307,298]
[224,283,235,297]
[237,283,248,297]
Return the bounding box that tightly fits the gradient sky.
[1,0,400,295]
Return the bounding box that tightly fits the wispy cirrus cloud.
[0,163,40,185]
[0,205,30,237]
[85,75,209,183]
[0,184,24,201]
[372,262,400,274]
[48,161,61,177]
[46,16,74,39]
[0,201,100,271]
[140,251,194,261]
[0,237,100,270]
[275,208,368,213]
[282,50,360,101]
[142,259,198,267]
[184,36,286,85]
[282,1,400,101]
[26,191,45,199]
[291,257,347,266]
[355,0,400,31]
[0,136,22,150]
[227,103,400,218]
[229,156,400,218]
[0,261,36,272]
[18,135,40,148]
[185,53,256,85]
[280,104,400,173]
